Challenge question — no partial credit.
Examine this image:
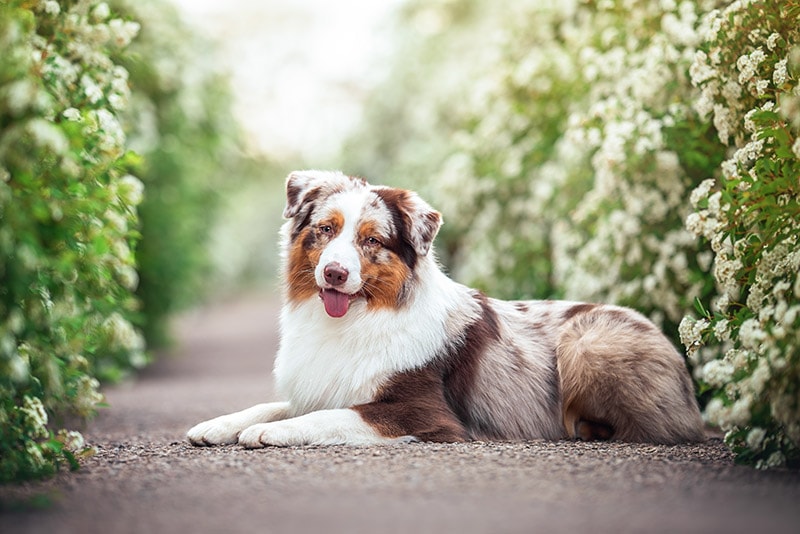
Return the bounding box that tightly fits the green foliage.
[681,0,800,469]
[110,0,243,346]
[1,0,141,482]
[1,0,244,483]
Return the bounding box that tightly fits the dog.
[187,170,705,448]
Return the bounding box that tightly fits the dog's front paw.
[238,422,298,448]
[187,416,243,446]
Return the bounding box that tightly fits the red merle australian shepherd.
[188,170,704,448]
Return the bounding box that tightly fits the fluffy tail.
[556,307,705,444]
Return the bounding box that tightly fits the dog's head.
[281,170,442,318]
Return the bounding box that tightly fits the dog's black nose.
[323,262,349,286]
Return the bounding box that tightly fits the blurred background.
[2,0,798,478]
[155,0,716,342]
[159,0,411,319]
[161,0,544,309]
[148,0,523,335]
[128,0,413,344]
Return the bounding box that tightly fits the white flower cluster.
[103,312,146,354]
[679,316,709,354]
[552,1,711,325]
[73,375,105,418]
[431,0,590,295]
[432,1,711,321]
[682,0,799,467]
[18,395,49,440]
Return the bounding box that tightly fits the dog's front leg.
[237,408,413,448]
[187,401,292,446]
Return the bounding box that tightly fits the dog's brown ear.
[403,191,442,257]
[284,171,318,219]
[376,187,442,258]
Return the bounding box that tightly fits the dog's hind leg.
[556,306,705,444]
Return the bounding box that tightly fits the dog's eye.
[319,225,333,235]
[364,236,382,247]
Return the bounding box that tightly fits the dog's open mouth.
[319,289,358,318]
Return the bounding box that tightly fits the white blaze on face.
[315,190,368,305]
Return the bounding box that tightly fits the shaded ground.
[2,292,799,533]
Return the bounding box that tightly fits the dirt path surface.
[2,292,799,533]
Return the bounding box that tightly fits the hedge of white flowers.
[347,0,798,467]
[679,0,799,469]
[1,0,241,482]
[1,0,144,482]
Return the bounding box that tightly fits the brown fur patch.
[287,210,347,303]
[556,308,705,444]
[438,292,500,427]
[373,188,423,268]
[287,187,322,240]
[606,309,658,333]
[355,366,467,442]
[562,303,597,321]
[357,220,382,245]
[514,302,529,313]
[360,255,411,310]
[322,210,345,236]
[286,227,322,302]
[358,220,412,310]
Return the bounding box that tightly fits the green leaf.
[693,297,710,318]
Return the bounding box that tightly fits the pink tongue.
[321,289,350,318]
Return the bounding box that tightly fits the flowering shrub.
[348,0,798,467]
[2,0,253,482]
[431,0,724,337]
[110,0,243,345]
[0,1,144,481]
[681,0,800,469]
[433,2,590,299]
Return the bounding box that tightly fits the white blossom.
[679,316,708,351]
[25,441,46,468]
[60,430,86,452]
[42,1,60,16]
[27,118,68,154]
[62,107,81,122]
[736,48,766,86]
[746,427,766,450]
[117,174,144,206]
[712,104,735,144]
[103,313,145,352]
[81,74,104,104]
[766,32,781,51]
[689,178,715,207]
[19,395,48,439]
[773,58,789,87]
[713,319,730,341]
[739,318,767,351]
[108,19,141,48]
[92,3,111,22]
[701,359,734,387]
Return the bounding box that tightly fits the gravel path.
[2,292,799,533]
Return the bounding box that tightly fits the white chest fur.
[273,263,479,416]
